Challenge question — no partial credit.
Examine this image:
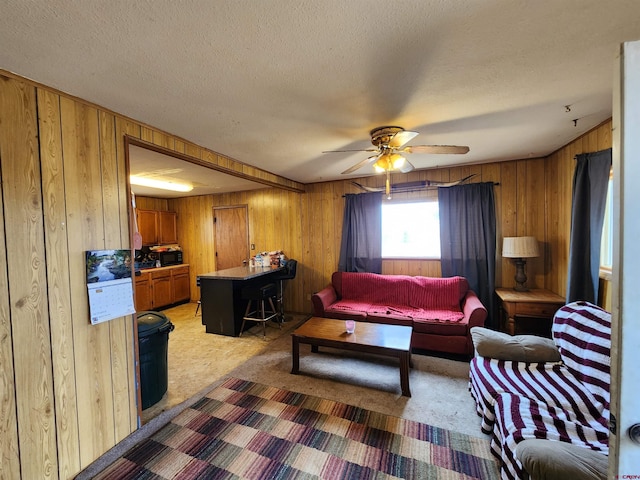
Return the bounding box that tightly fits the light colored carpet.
[225,320,486,439]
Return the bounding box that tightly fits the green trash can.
[137,311,174,410]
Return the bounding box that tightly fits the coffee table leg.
[291,335,300,374]
[400,352,411,397]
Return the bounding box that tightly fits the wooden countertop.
[197,265,284,281]
[137,263,189,273]
[495,288,564,303]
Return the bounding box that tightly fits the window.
[600,175,613,271]
[381,201,440,258]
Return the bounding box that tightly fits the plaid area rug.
[94,378,498,479]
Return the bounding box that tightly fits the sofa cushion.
[516,439,608,480]
[470,327,561,362]
[409,275,468,310]
[340,272,413,305]
[412,316,468,335]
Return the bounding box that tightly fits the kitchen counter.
[133,264,190,311]
[197,265,284,281]
[197,265,284,336]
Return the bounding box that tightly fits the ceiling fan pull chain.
[385,170,392,200]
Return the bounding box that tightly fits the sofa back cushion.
[337,272,412,305]
[409,275,468,310]
[334,272,468,311]
[552,301,611,409]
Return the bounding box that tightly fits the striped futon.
[469,301,611,479]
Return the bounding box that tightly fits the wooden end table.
[495,288,565,336]
[291,317,413,397]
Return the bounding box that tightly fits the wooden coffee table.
[291,317,413,397]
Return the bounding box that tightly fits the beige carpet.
[225,319,486,439]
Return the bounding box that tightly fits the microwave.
[158,250,183,266]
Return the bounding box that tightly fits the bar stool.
[194,277,201,316]
[239,283,279,337]
[272,259,297,322]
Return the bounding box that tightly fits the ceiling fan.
[323,126,469,197]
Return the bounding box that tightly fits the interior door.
[214,205,249,270]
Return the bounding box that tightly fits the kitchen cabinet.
[134,272,152,311]
[172,266,190,302]
[158,211,178,244]
[137,209,158,246]
[134,265,190,311]
[136,209,177,246]
[151,269,172,308]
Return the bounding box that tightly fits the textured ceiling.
[2,1,640,186]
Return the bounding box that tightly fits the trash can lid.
[137,311,172,337]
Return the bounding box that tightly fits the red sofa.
[311,272,487,356]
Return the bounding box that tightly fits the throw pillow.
[516,439,607,480]
[470,327,561,362]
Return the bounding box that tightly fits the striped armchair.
[468,301,610,480]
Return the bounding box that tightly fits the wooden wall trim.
[125,137,305,193]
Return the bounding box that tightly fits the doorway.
[214,205,250,270]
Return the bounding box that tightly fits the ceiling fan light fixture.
[373,163,386,173]
[130,175,194,192]
[373,153,405,173]
[391,154,406,170]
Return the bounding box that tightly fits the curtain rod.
[341,181,500,197]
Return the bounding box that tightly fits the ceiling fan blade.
[341,155,379,175]
[388,130,419,148]
[322,148,378,153]
[399,159,414,173]
[402,145,470,154]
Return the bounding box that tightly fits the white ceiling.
[2,1,640,187]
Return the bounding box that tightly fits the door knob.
[629,423,640,444]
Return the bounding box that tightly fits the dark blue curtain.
[438,182,497,328]
[338,192,382,273]
[566,149,612,303]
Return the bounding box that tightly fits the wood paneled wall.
[298,160,549,305]
[0,71,304,480]
[0,75,137,480]
[135,196,170,211]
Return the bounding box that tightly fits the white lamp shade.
[502,236,540,258]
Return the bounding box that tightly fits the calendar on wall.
[86,249,136,325]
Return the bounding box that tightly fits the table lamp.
[502,236,540,292]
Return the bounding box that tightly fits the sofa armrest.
[461,290,488,329]
[311,285,338,317]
